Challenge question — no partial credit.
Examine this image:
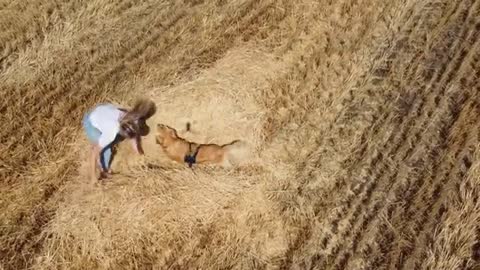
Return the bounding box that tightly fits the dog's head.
[155,123,178,145]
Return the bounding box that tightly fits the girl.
[82,98,156,183]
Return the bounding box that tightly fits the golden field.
[1,0,480,269]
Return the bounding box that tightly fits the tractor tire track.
[339,3,479,268]
[302,0,475,268]
[310,3,453,266]
[367,11,480,269]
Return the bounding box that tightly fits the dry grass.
[1,0,480,269]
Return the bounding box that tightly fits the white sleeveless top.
[88,104,126,148]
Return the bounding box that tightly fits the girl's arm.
[131,135,144,155]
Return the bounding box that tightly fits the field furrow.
[310,3,453,265]
[399,48,480,270]
[353,5,479,270]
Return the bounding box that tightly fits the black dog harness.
[184,143,201,168]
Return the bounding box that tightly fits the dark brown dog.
[155,123,241,167]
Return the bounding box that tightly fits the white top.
[88,104,125,148]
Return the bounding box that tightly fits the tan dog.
[155,123,242,167]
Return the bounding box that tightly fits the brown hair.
[120,98,157,137]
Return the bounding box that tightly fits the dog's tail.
[221,140,250,165]
[221,139,241,148]
[184,121,198,135]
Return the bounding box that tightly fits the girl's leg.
[83,113,102,183]
[100,146,112,173]
[90,144,100,184]
[101,138,121,176]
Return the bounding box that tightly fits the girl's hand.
[138,146,145,155]
[131,136,144,155]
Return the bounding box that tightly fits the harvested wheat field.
[2,0,480,269]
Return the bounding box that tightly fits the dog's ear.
[156,123,165,132]
[165,126,178,138]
